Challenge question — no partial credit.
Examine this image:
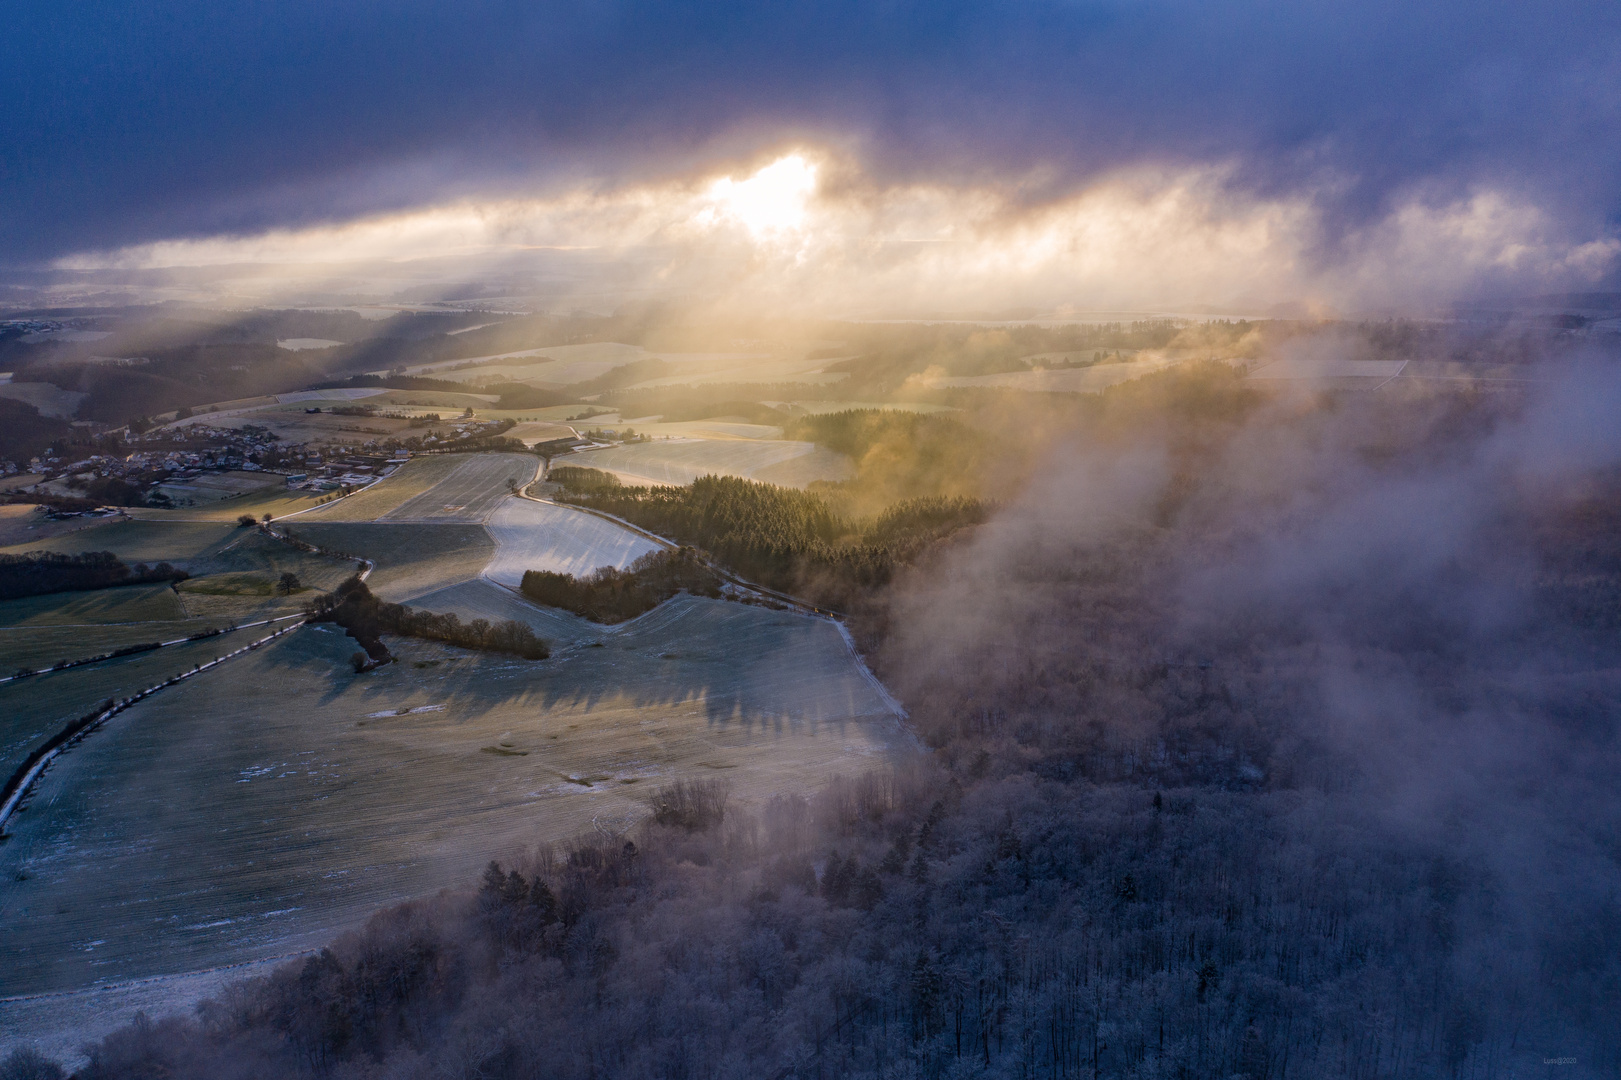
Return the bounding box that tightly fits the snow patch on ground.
[483,499,662,585]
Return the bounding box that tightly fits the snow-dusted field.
[0,600,906,1003]
[0,380,87,418]
[301,453,539,523]
[0,449,916,1057]
[568,437,851,489]
[405,578,604,646]
[274,387,388,403]
[483,497,663,584]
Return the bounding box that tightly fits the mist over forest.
[6,326,1615,1080]
[4,0,1619,1071]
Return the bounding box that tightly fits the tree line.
[520,547,721,623]
[306,576,549,664]
[551,470,985,608]
[0,550,188,601]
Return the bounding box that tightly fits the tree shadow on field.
[270,595,896,737]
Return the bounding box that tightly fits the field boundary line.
[1370,357,1412,391]
[2,530,372,834]
[830,619,909,720]
[0,613,305,687]
[0,619,308,835]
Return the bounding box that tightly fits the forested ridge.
[18,361,1621,1080]
[552,470,986,607]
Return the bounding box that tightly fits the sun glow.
[698,154,818,236]
[51,149,1619,316]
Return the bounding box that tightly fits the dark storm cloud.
[3,0,1617,263]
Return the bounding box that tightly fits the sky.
[4,0,1619,314]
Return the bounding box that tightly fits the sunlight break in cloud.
[57,151,1620,316]
[695,154,818,238]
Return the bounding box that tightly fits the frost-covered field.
[0,599,906,999]
[0,380,88,418]
[506,420,579,446]
[298,453,538,524]
[483,498,663,583]
[0,450,916,1057]
[567,437,851,488]
[288,522,493,602]
[405,578,604,646]
[0,635,259,789]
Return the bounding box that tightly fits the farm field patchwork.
[123,487,326,522]
[0,449,917,1060]
[483,497,663,584]
[2,524,353,628]
[147,470,286,509]
[287,453,469,522]
[297,453,537,524]
[567,438,851,489]
[287,522,494,602]
[0,599,907,1001]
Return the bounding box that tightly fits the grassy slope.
[124,487,326,522]
[297,453,537,523]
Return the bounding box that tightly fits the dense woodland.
[10,340,1621,1079]
[553,470,986,609]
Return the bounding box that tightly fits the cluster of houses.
[284,447,412,490]
[2,403,544,512]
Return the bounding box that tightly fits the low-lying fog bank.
[9,338,1621,1079]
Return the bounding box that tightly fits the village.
[0,409,523,516]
